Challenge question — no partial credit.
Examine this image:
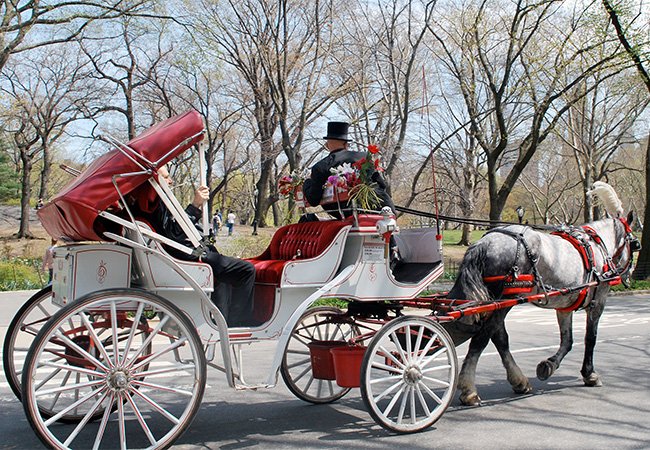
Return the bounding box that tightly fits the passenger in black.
[132,166,256,327]
[303,121,395,219]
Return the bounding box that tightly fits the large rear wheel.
[281,305,358,404]
[21,288,206,450]
[360,316,457,433]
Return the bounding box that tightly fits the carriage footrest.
[392,261,442,284]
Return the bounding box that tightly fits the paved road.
[1,290,648,449]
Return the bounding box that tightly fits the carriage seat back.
[247,220,351,286]
[125,221,214,292]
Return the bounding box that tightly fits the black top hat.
[323,121,351,141]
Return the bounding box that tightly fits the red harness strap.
[551,226,602,312]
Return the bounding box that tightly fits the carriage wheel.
[3,286,55,401]
[360,315,457,433]
[281,305,358,404]
[21,288,206,450]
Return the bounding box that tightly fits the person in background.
[36,198,44,210]
[42,238,57,283]
[132,166,257,327]
[302,121,395,219]
[212,211,222,235]
[226,210,236,236]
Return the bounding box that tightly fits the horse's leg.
[536,310,573,380]
[457,309,507,406]
[490,310,531,394]
[581,293,606,386]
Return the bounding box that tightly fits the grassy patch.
[611,279,650,292]
[0,257,48,291]
[441,229,486,246]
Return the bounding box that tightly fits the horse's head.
[613,211,640,281]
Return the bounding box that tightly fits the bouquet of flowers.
[278,170,305,198]
[328,144,382,211]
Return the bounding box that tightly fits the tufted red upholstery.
[247,220,349,285]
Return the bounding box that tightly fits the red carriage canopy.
[38,110,205,242]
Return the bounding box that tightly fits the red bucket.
[308,340,347,380]
[330,345,366,388]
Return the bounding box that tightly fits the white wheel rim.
[24,292,205,450]
[362,317,457,432]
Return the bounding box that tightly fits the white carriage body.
[51,244,132,307]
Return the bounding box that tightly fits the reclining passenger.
[131,166,257,327]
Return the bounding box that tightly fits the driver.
[132,166,257,327]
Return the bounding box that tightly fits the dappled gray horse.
[443,183,639,406]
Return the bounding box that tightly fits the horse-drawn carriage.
[3,111,639,449]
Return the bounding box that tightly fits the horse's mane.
[588,181,624,218]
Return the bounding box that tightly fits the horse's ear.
[627,210,634,226]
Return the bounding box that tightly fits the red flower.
[368,144,379,154]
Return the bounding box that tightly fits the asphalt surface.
[1,289,649,449]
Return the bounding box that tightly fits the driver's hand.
[192,185,210,208]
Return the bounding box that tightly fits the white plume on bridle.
[587,181,624,218]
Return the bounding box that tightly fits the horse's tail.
[448,243,493,303]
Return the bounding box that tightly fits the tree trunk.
[632,131,650,280]
[39,143,51,201]
[16,150,35,238]
[254,158,274,228]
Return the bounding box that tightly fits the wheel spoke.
[40,360,105,378]
[377,345,405,370]
[415,383,432,417]
[419,380,444,405]
[43,384,108,426]
[124,314,170,369]
[382,383,406,418]
[389,330,409,366]
[80,311,114,369]
[54,330,109,372]
[37,378,106,397]
[120,302,145,366]
[131,336,188,372]
[129,386,181,424]
[125,391,157,445]
[134,363,196,378]
[131,379,195,396]
[63,390,110,447]
[118,392,127,450]
[92,392,115,450]
[285,355,311,370]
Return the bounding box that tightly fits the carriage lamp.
[516,206,525,224]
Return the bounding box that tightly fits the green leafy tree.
[0,150,20,202]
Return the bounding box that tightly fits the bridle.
[611,216,641,281]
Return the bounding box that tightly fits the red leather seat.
[247,220,350,285]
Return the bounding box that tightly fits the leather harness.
[483,219,630,312]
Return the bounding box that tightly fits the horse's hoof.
[583,373,603,387]
[460,392,482,406]
[536,360,555,381]
[513,379,532,394]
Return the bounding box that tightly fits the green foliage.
[611,278,650,292]
[0,257,46,291]
[0,152,20,202]
[311,298,349,308]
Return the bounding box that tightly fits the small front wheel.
[21,288,207,450]
[360,316,457,433]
